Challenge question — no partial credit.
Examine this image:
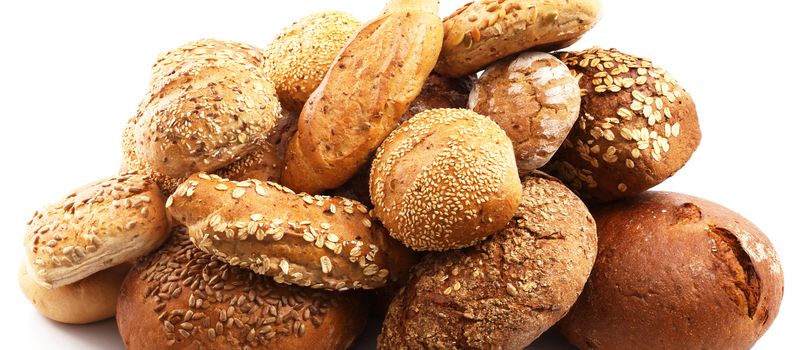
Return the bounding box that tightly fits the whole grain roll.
[262,11,362,112]
[470,51,580,175]
[378,173,597,349]
[19,261,132,324]
[544,47,701,204]
[558,192,784,350]
[370,108,522,251]
[121,115,184,195]
[401,72,475,124]
[436,0,602,77]
[117,228,367,350]
[23,172,169,288]
[149,39,263,88]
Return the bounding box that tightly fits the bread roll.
[121,115,184,195]
[149,39,263,87]
[436,0,602,77]
[166,173,416,290]
[262,11,361,112]
[378,173,597,349]
[280,0,444,194]
[401,72,475,124]
[117,228,367,350]
[558,192,784,350]
[23,172,169,288]
[19,261,132,324]
[470,51,580,175]
[370,108,522,251]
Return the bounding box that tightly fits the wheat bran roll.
[436,0,602,77]
[470,51,580,175]
[378,173,597,349]
[544,47,701,204]
[558,192,784,350]
[166,173,416,290]
[149,39,263,87]
[117,228,367,350]
[19,261,132,324]
[23,172,169,288]
[262,11,361,112]
[370,108,521,251]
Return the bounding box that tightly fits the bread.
[262,11,361,112]
[436,0,602,77]
[121,115,184,195]
[401,72,475,124]
[470,51,580,175]
[132,42,283,179]
[543,47,701,203]
[166,173,417,290]
[149,39,263,88]
[378,173,597,349]
[558,192,784,350]
[19,261,132,324]
[280,0,444,194]
[370,108,522,251]
[23,172,169,288]
[117,228,367,350]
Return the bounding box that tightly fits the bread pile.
[18,0,783,349]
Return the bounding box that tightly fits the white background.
[1,0,810,349]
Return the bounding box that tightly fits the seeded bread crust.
[279,0,444,194]
[117,228,367,350]
[436,0,602,78]
[543,48,701,204]
[470,52,580,175]
[148,39,263,89]
[558,192,784,350]
[166,173,417,290]
[23,172,170,288]
[18,261,132,324]
[378,173,597,349]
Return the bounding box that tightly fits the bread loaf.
[558,192,784,350]
[370,108,522,251]
[436,0,602,77]
[378,173,597,349]
[280,0,444,194]
[470,51,580,175]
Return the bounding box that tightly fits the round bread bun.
[117,228,367,350]
[543,47,701,204]
[262,11,361,111]
[121,115,184,195]
[149,39,263,88]
[558,192,784,350]
[378,172,597,349]
[470,51,581,175]
[19,261,132,324]
[166,173,417,290]
[23,172,169,288]
[370,108,522,251]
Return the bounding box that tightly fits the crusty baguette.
[280,0,443,194]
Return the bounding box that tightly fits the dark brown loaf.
[558,192,784,350]
[117,228,367,350]
[378,173,597,349]
[544,47,701,204]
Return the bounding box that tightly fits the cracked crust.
[559,191,784,350]
[378,172,597,349]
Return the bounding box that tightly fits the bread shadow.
[42,317,125,349]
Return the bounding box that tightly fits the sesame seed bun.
[18,261,132,324]
[117,228,367,350]
[370,108,522,251]
[543,47,701,204]
[558,192,784,350]
[262,11,361,112]
[378,173,597,349]
[470,51,581,175]
[149,39,263,89]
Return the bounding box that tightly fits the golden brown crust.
[149,39,263,88]
[470,51,580,175]
[19,261,132,324]
[280,0,444,194]
[558,192,784,350]
[23,172,169,288]
[121,115,185,195]
[262,11,361,112]
[378,173,597,349]
[166,173,416,290]
[543,48,701,204]
[436,0,602,77]
[117,228,367,350]
[370,108,522,251]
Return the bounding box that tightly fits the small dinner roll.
[149,39,263,87]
